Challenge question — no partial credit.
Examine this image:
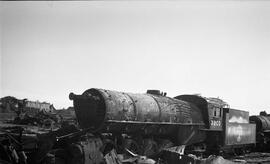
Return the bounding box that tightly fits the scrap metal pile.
[1,88,270,164]
[0,124,237,164]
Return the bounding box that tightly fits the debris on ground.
[231,152,270,163]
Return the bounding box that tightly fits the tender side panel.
[225,123,256,146]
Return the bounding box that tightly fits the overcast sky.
[1,1,270,114]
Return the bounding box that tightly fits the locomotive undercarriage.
[94,132,209,159]
[97,132,256,163]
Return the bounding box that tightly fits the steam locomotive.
[69,88,257,155]
[250,112,270,151]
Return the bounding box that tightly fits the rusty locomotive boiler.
[69,88,256,155]
[69,89,206,146]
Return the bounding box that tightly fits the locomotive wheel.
[141,139,159,157]
[101,139,117,155]
[122,139,141,155]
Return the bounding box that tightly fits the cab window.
[212,108,221,117]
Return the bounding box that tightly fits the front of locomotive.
[69,88,107,131]
[69,88,163,133]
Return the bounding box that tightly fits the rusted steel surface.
[70,88,206,145]
[250,115,270,132]
[80,137,104,164]
[225,123,256,146]
[71,88,205,130]
[174,95,210,128]
[149,94,202,124]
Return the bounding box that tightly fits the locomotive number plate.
[211,120,221,127]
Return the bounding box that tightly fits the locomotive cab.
[206,98,227,131]
[174,95,226,152]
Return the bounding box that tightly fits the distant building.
[0,96,55,116]
[26,101,54,112]
[25,101,55,115]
